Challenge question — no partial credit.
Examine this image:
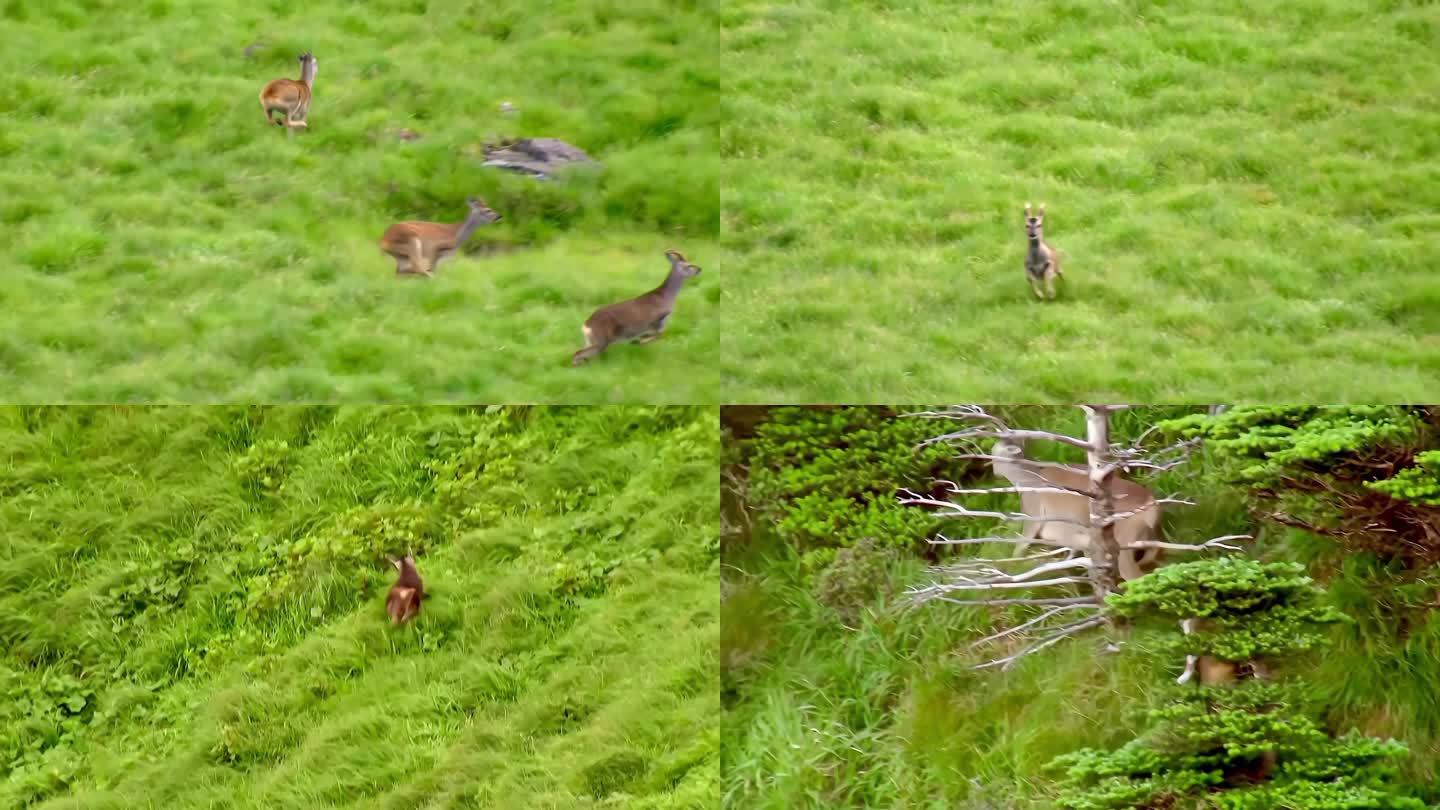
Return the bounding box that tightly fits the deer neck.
[656,267,689,302]
[1026,234,1046,256]
[453,212,486,246]
[301,63,316,88]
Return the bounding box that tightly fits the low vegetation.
[0,406,719,808]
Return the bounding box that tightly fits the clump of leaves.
[812,538,894,623]
[1367,450,1440,507]
[290,499,435,565]
[741,407,968,572]
[1107,558,1347,662]
[1051,558,1419,810]
[231,439,292,497]
[1158,406,1440,565]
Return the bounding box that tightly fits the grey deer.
[571,249,702,365]
[1023,202,1063,300]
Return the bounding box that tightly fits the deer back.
[991,453,1161,548]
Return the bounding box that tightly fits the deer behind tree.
[989,437,1162,580]
[385,555,424,625]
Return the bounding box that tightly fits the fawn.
[571,250,702,365]
[385,555,424,625]
[1023,202,1063,300]
[378,198,502,278]
[259,52,317,137]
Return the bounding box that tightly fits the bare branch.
[921,427,1097,452]
[969,604,1101,648]
[1122,535,1252,552]
[931,547,1072,565]
[1099,497,1196,525]
[913,595,1103,608]
[929,556,1092,584]
[974,616,1108,671]
[926,534,1088,549]
[931,479,1097,499]
[918,576,1091,592]
[899,490,1093,527]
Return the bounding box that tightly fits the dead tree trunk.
[1083,406,1121,601]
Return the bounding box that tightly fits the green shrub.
[1158,406,1440,564]
[742,407,967,570]
[1052,559,1420,810]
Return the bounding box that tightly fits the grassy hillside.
[721,0,1440,401]
[721,407,1440,808]
[0,406,718,808]
[0,0,718,402]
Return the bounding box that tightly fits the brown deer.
[385,555,424,625]
[989,437,1161,581]
[259,52,317,137]
[571,249,702,365]
[378,198,503,278]
[1022,202,1062,300]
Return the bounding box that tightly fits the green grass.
[721,407,1440,807]
[721,0,1440,401]
[0,0,718,402]
[0,406,718,808]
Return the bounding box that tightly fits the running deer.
[1022,202,1062,300]
[385,555,424,625]
[570,249,702,365]
[378,198,503,278]
[259,52,318,136]
[989,437,1161,581]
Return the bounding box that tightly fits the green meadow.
[721,0,1440,402]
[0,406,718,808]
[0,0,718,403]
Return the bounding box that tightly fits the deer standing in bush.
[386,555,424,625]
[1022,202,1062,300]
[989,437,1161,581]
[571,249,702,365]
[259,52,317,137]
[378,198,503,278]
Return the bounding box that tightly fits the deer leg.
[410,237,433,278]
[1118,550,1144,581]
[571,326,606,365]
[1176,619,1198,684]
[636,317,668,344]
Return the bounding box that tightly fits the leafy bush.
[812,538,894,623]
[742,407,967,569]
[1158,406,1440,564]
[1052,558,1420,810]
[231,439,292,497]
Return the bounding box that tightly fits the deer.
[988,437,1162,581]
[1022,202,1062,300]
[571,249,702,365]
[385,554,424,625]
[259,52,318,137]
[378,198,503,278]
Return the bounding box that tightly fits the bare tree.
[901,405,1249,671]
